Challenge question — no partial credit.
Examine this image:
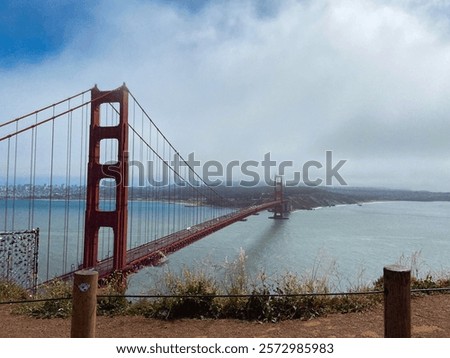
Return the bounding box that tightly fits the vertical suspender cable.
[138,105,144,246]
[63,100,73,274]
[82,102,89,262]
[139,105,147,244]
[164,141,169,237]
[177,151,181,232]
[76,96,86,266]
[46,108,56,281]
[129,100,136,250]
[30,113,38,229]
[4,138,11,231]
[171,148,175,232]
[151,117,157,241]
[155,131,160,239]
[11,121,18,230]
[143,111,150,245]
[28,127,35,228]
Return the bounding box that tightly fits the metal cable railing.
[2,286,450,306]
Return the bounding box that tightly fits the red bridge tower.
[83,85,129,271]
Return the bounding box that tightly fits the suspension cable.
[106,101,231,212]
[127,91,234,208]
[0,89,91,129]
[0,87,122,143]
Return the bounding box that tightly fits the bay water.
[2,199,449,292]
[127,201,450,293]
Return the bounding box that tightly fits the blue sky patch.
[0,1,95,66]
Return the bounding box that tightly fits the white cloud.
[1,0,450,190]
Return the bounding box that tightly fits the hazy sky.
[1,0,450,191]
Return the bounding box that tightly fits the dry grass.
[2,250,449,321]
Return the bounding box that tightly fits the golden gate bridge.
[0,84,288,284]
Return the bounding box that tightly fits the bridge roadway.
[91,200,283,279]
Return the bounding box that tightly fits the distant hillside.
[210,185,450,210]
[4,183,448,210]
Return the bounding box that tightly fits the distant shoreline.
[1,185,449,211]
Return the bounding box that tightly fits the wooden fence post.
[384,265,411,338]
[71,270,98,338]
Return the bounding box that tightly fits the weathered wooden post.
[71,270,98,338]
[384,265,411,338]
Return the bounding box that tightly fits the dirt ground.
[1,294,450,338]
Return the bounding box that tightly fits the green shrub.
[217,249,249,318]
[0,280,30,301]
[245,274,272,321]
[97,271,130,316]
[143,268,219,319]
[16,280,72,318]
[272,274,328,321]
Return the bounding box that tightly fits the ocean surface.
[1,199,450,291]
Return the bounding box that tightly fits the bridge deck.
[94,201,282,278]
[51,200,285,282]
